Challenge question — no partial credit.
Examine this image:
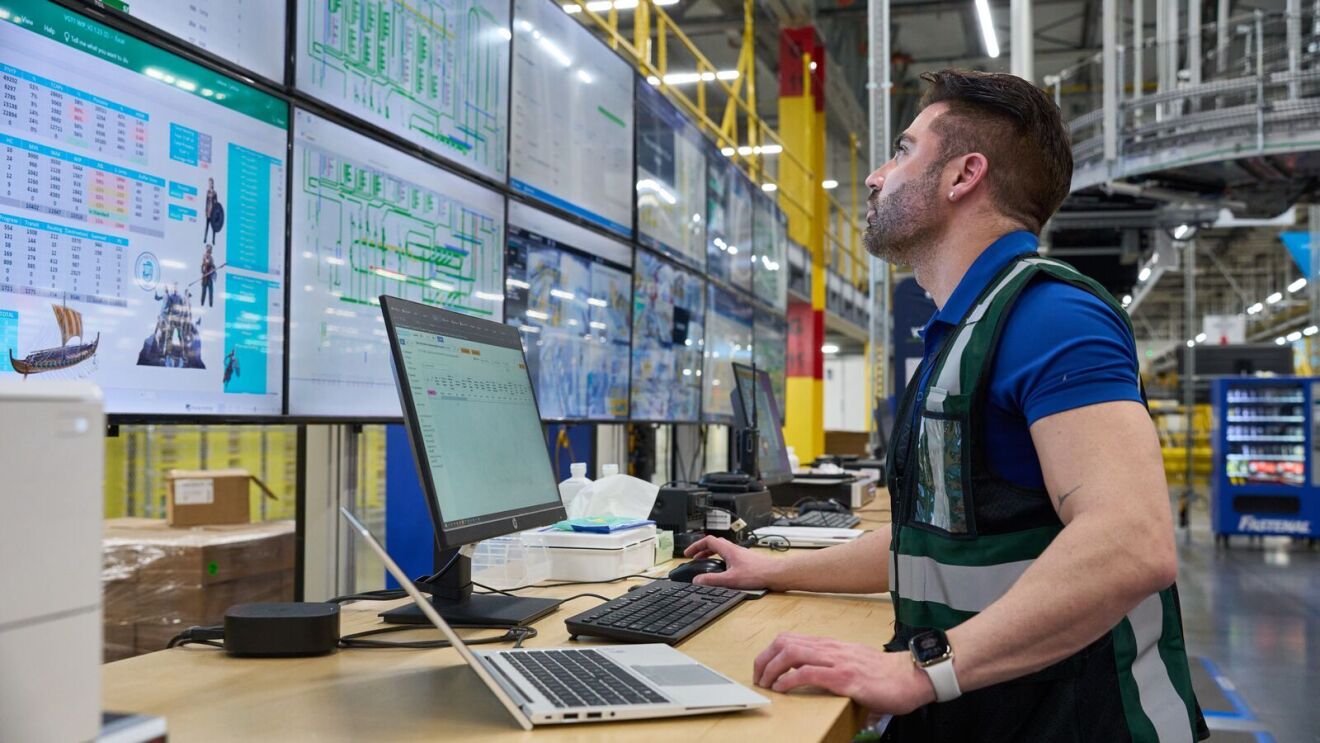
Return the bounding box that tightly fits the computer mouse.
[668,558,727,583]
[799,499,849,514]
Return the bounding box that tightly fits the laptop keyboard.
[500,649,667,709]
[773,510,861,528]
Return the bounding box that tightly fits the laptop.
[339,508,769,729]
[753,525,865,548]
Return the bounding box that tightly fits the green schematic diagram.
[296,145,503,316]
[297,0,511,179]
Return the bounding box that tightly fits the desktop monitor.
[379,295,565,626]
[731,363,792,487]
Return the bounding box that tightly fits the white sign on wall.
[1203,315,1246,345]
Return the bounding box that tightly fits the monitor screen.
[733,362,792,486]
[753,196,788,312]
[706,154,753,290]
[754,312,788,425]
[702,284,753,423]
[509,0,633,237]
[288,109,506,418]
[1,2,287,417]
[295,0,511,181]
[381,296,564,548]
[102,0,287,82]
[636,82,706,270]
[504,201,632,421]
[630,248,705,422]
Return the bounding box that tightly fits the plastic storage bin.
[470,532,551,590]
[523,525,658,582]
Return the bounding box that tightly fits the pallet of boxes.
[102,469,295,661]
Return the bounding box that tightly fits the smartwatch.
[908,629,962,703]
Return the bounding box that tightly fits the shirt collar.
[925,230,1039,333]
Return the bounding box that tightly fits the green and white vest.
[883,254,1207,742]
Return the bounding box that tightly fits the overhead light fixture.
[1172,224,1193,240]
[549,289,576,300]
[1138,267,1152,282]
[1121,294,1132,306]
[1276,336,1288,345]
[1186,339,1195,348]
[1287,331,1303,342]
[822,179,839,190]
[1247,302,1264,315]
[645,69,739,85]
[821,344,840,354]
[565,0,675,11]
[1306,326,1320,337]
[761,183,777,192]
[1267,292,1283,304]
[974,0,1000,58]
[1195,332,1207,343]
[1289,277,1308,293]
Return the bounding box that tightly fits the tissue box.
[525,525,657,582]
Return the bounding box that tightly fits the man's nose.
[864,169,886,192]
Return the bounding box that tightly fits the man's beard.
[862,163,944,265]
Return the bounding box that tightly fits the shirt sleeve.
[991,278,1143,427]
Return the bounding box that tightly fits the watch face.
[911,630,950,665]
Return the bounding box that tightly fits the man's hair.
[918,69,1072,234]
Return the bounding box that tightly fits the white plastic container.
[471,531,551,590]
[786,445,801,472]
[523,525,658,582]
[558,463,592,514]
[599,463,619,478]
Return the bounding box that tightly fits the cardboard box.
[165,468,278,527]
[104,518,294,587]
[104,622,135,663]
[137,571,289,626]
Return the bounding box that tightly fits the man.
[203,178,218,243]
[200,244,216,308]
[685,69,1207,741]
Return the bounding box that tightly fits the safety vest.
[883,254,1207,742]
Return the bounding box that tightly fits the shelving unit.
[1211,377,1320,543]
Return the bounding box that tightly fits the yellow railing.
[568,0,869,293]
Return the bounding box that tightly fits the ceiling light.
[1306,326,1320,337]
[1172,224,1191,240]
[1186,339,1195,348]
[550,289,576,300]
[1138,267,1152,282]
[822,179,839,190]
[1287,331,1303,342]
[650,69,739,85]
[974,0,1000,58]
[1121,294,1132,305]
[1247,302,1263,315]
[1289,278,1307,293]
[1267,292,1283,304]
[761,183,777,192]
[821,344,840,354]
[1276,336,1288,345]
[1195,332,1207,343]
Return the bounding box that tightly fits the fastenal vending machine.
[1211,377,1320,544]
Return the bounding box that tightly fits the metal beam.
[1011,0,1034,81]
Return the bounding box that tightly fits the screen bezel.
[732,361,792,486]
[379,294,565,550]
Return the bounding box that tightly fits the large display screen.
[288,109,505,417]
[636,82,705,271]
[706,154,753,290]
[754,312,788,425]
[509,0,633,237]
[105,0,287,82]
[504,201,631,421]
[631,248,705,422]
[1,2,287,416]
[295,0,511,181]
[702,284,753,423]
[752,193,788,312]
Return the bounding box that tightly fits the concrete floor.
[1176,513,1320,742]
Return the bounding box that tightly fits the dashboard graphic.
[702,284,753,423]
[289,109,504,417]
[296,0,511,181]
[636,82,706,271]
[509,0,633,237]
[111,0,287,82]
[1,1,287,416]
[706,153,753,290]
[631,248,705,422]
[752,191,788,312]
[754,311,788,425]
[504,202,631,421]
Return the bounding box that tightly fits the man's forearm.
[946,510,1175,692]
[766,529,891,594]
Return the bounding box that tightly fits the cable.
[743,532,793,552]
[327,550,464,604]
[471,581,615,610]
[469,573,655,595]
[166,625,225,649]
[338,624,538,650]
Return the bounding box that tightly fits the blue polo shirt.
[916,231,1143,489]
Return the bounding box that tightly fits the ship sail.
[52,303,83,346]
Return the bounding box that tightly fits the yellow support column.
[778,29,827,462]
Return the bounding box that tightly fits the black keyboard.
[774,510,861,528]
[564,580,746,645]
[498,648,667,708]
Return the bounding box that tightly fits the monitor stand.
[380,550,559,627]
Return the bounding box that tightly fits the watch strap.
[921,657,962,703]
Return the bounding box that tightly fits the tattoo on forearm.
[1057,485,1081,508]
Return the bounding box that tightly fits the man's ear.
[947,152,990,202]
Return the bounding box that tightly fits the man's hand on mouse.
[753,632,935,715]
[682,536,779,590]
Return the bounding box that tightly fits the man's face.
[862,104,950,265]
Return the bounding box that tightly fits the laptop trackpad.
[632,664,733,687]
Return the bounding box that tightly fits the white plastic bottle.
[599,463,619,478]
[786,446,801,473]
[559,463,593,515]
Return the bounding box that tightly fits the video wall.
[0,0,791,424]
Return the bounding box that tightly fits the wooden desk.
[103,553,894,742]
